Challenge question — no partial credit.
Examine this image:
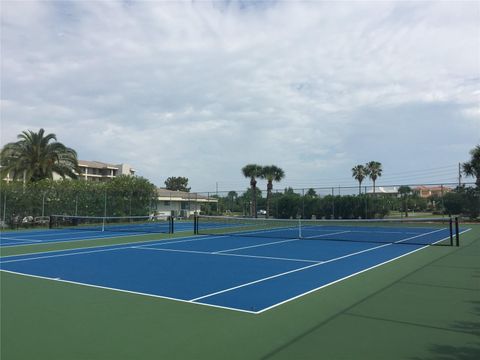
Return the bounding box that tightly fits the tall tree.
[225,191,238,213]
[462,145,480,188]
[0,128,79,182]
[365,161,383,194]
[260,165,285,218]
[306,188,317,197]
[164,176,190,192]
[242,164,263,217]
[351,164,367,195]
[397,185,412,217]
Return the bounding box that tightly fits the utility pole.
[458,162,462,187]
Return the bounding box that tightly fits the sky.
[1,0,479,193]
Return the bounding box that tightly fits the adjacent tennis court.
[0,217,465,313]
[0,218,192,247]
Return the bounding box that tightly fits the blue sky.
[1,0,479,192]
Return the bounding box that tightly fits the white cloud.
[1,0,479,191]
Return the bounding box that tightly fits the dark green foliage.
[0,176,157,223]
[256,192,392,220]
[443,186,479,219]
[462,144,480,188]
[306,188,317,197]
[398,186,412,217]
[276,191,302,219]
[164,176,190,192]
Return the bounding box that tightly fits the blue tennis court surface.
[0,224,462,313]
[0,221,194,247]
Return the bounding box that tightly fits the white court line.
[346,230,419,235]
[213,238,299,254]
[215,252,318,264]
[0,231,153,249]
[0,246,130,264]
[202,225,299,238]
[132,246,211,256]
[189,228,446,302]
[303,230,351,239]
[0,237,43,243]
[213,230,351,254]
[133,245,319,264]
[1,229,130,239]
[0,232,217,260]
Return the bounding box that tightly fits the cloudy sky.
[1,0,479,192]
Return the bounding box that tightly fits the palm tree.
[260,165,285,218]
[242,164,263,217]
[351,164,367,195]
[226,191,238,213]
[365,161,383,194]
[0,128,79,182]
[462,145,480,188]
[397,185,412,217]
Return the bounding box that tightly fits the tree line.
[1,176,157,224]
[241,161,384,217]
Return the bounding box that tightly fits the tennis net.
[194,215,457,246]
[50,215,173,234]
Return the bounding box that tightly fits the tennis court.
[0,218,193,247]
[0,217,465,313]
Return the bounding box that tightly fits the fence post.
[455,217,460,247]
[331,187,335,218]
[449,216,453,246]
[75,193,78,216]
[103,188,107,217]
[2,192,6,225]
[302,188,305,219]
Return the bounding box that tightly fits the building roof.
[414,186,451,191]
[156,188,217,203]
[367,186,399,194]
[78,160,118,169]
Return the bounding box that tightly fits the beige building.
[153,188,218,218]
[75,161,135,182]
[2,160,135,182]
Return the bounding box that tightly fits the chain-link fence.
[0,179,157,228]
[196,182,478,220]
[1,181,477,229]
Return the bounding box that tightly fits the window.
[164,201,170,206]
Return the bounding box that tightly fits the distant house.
[153,188,218,218]
[414,186,452,198]
[366,186,399,195]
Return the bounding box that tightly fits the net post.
[193,214,198,235]
[455,217,460,247]
[170,216,174,234]
[449,216,453,246]
[298,217,302,239]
